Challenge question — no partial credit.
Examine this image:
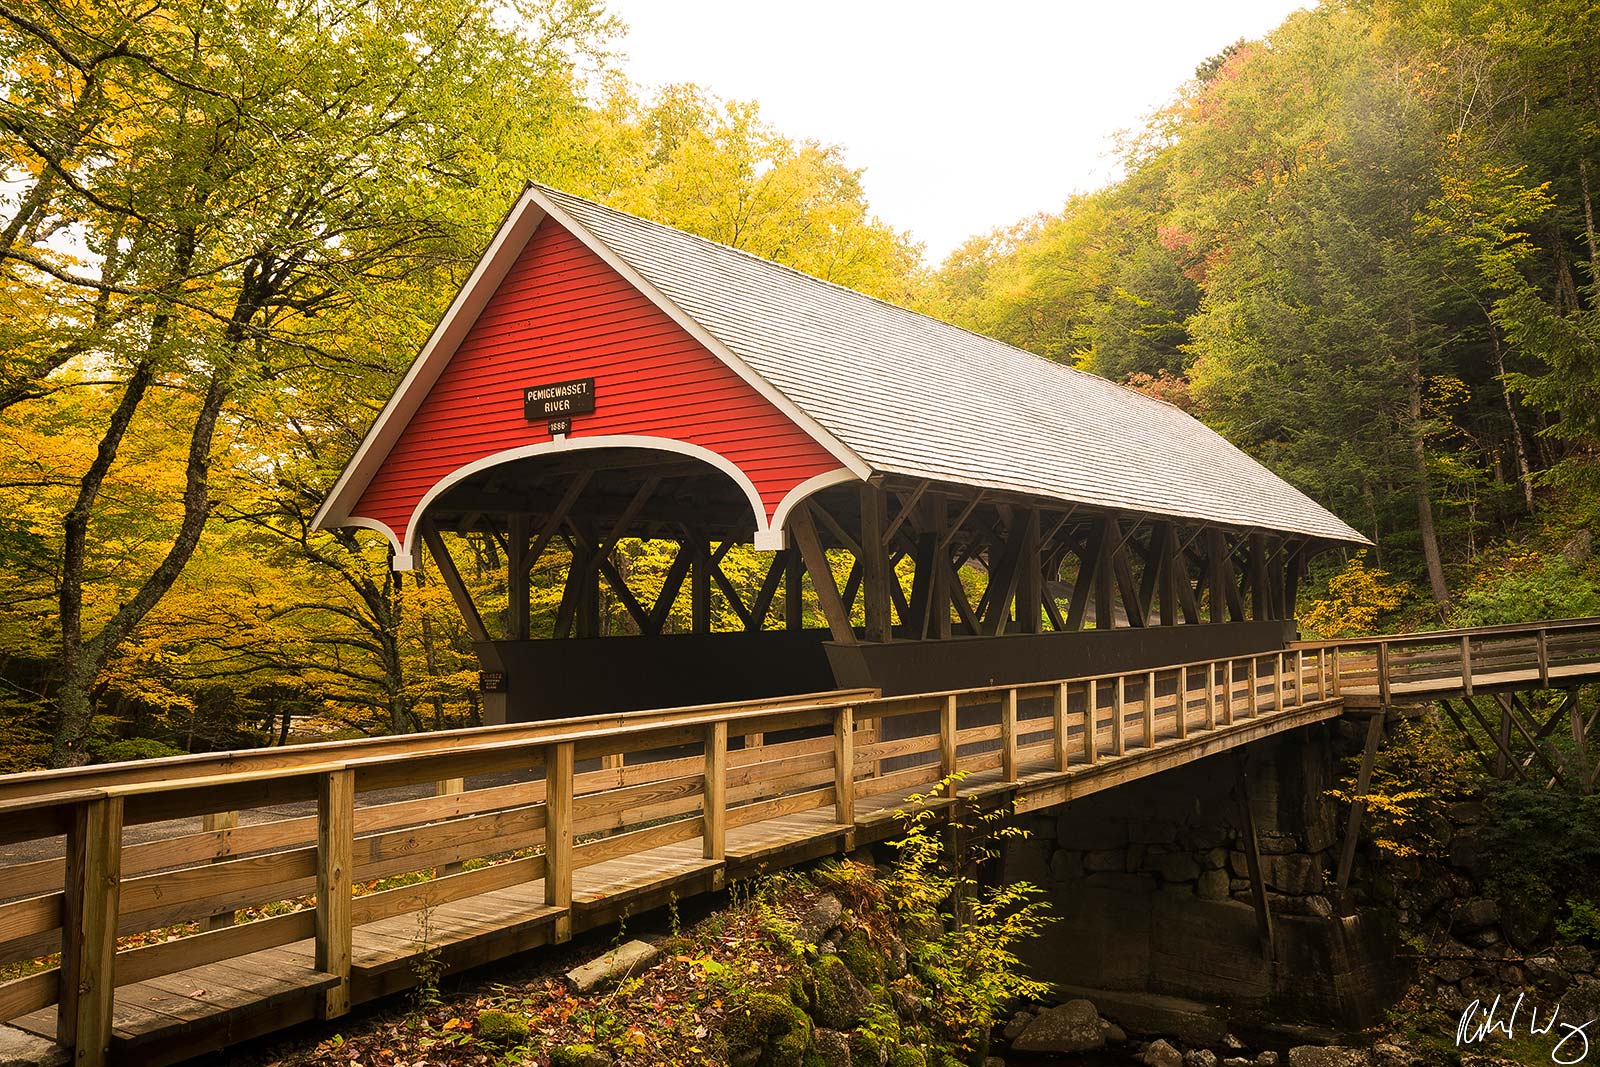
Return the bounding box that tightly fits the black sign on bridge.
[523,378,595,421]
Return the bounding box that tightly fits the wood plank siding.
[348,218,843,547]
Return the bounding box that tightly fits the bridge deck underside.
[5,692,1343,1066]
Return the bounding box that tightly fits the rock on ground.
[1288,1048,1373,1067]
[1058,985,1228,1046]
[1012,999,1107,1053]
[0,1027,66,1067]
[564,939,660,993]
[1143,1039,1184,1067]
[797,893,843,944]
[0,1030,65,1067]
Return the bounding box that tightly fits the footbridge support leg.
[1334,709,1386,913]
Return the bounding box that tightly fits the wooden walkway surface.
[1,618,1596,1066]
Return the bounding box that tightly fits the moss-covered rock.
[805,1028,852,1067]
[547,1042,609,1067]
[839,927,882,985]
[813,954,873,1029]
[474,1009,529,1048]
[850,1028,883,1067]
[887,1048,927,1067]
[726,990,814,1067]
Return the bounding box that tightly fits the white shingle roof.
[537,185,1366,544]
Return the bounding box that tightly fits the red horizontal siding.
[349,218,843,546]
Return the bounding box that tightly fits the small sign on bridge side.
[523,378,596,423]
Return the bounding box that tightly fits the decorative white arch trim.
[336,517,412,570]
[373,435,773,571]
[764,468,863,551]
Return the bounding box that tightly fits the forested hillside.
[921,0,1600,631]
[1,0,1596,769]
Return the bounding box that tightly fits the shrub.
[475,1009,530,1048]
[882,776,1053,1054]
[1301,551,1409,638]
[1451,547,1600,626]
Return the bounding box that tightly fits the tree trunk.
[51,367,230,765]
[1487,321,1536,512]
[1408,359,1450,612]
[1579,157,1599,274]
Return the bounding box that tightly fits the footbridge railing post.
[315,769,354,1019]
[545,742,575,942]
[704,721,727,862]
[59,795,123,1067]
[834,706,855,826]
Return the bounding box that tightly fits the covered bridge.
[314,184,1367,722]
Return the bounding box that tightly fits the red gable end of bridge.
[347,218,846,554]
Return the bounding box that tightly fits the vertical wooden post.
[860,484,892,643]
[1207,528,1228,624]
[1001,688,1018,782]
[834,706,856,825]
[59,796,123,1067]
[1176,666,1189,740]
[1538,628,1551,687]
[1053,681,1070,771]
[940,694,958,785]
[1112,675,1126,756]
[1460,635,1474,697]
[545,742,575,941]
[1294,649,1305,705]
[1316,648,1327,701]
[201,810,238,930]
[1084,680,1100,764]
[927,493,952,640]
[1331,646,1343,696]
[507,512,531,640]
[1377,642,1391,706]
[1221,660,1235,725]
[704,722,727,860]
[1095,516,1116,630]
[690,536,711,635]
[1249,532,1268,621]
[1143,671,1157,748]
[1247,657,1260,717]
[1016,510,1043,634]
[784,549,804,631]
[1274,653,1284,712]
[316,769,354,1019]
[1205,662,1218,730]
[433,780,465,877]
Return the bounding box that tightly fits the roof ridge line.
[528,182,1180,413]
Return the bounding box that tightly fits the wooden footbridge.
[1,618,1597,1066]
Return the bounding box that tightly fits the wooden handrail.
[1289,615,1600,651]
[0,687,880,804]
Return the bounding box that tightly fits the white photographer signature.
[1457,993,1595,1064]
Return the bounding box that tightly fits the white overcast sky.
[602,1,1312,263]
